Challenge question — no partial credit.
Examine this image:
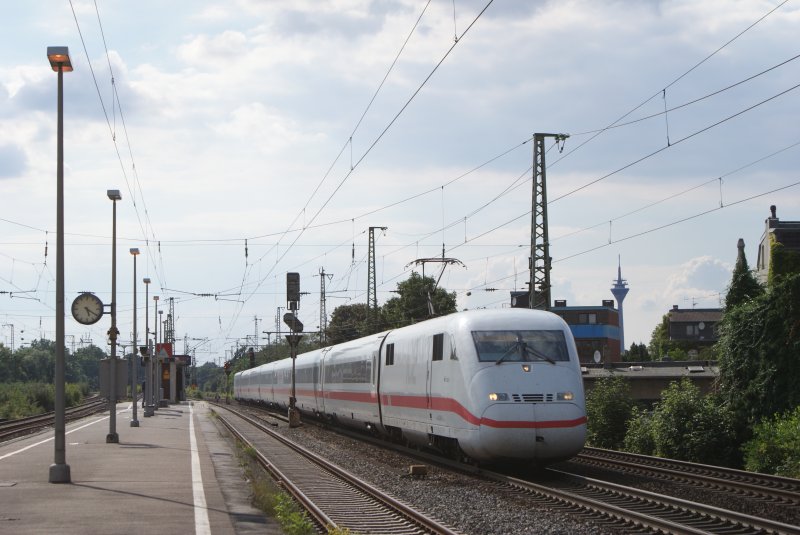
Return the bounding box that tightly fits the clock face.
[71,293,104,325]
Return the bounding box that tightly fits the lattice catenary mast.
[529,133,568,311]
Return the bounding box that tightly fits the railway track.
[229,402,800,534]
[210,403,460,534]
[0,396,108,443]
[571,447,800,506]
[510,469,800,534]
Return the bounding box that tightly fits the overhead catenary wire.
[69,0,166,291]
[218,1,497,342]
[8,3,786,356]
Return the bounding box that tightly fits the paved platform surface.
[0,400,280,534]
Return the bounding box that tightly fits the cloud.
[177,31,249,65]
[663,255,731,298]
[0,144,28,179]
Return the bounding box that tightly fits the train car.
[378,309,586,463]
[234,308,586,464]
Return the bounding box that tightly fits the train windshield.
[471,330,570,364]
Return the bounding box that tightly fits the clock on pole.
[71,292,104,325]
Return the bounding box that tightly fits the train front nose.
[477,402,586,462]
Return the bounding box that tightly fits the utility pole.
[529,133,568,311]
[253,315,259,351]
[367,227,387,328]
[318,267,333,346]
[2,324,14,353]
[276,306,283,337]
[165,297,175,345]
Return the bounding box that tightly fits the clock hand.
[84,306,97,319]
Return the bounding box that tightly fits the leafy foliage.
[743,405,800,478]
[0,382,88,419]
[725,240,763,309]
[622,406,656,455]
[624,342,650,362]
[716,272,800,428]
[641,379,738,466]
[325,273,458,345]
[585,376,635,449]
[381,272,457,328]
[647,315,670,360]
[273,493,313,535]
[768,234,800,284]
[325,303,375,345]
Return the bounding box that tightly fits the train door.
[426,333,447,422]
[318,351,326,415]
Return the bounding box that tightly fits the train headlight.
[556,391,574,401]
[488,393,508,401]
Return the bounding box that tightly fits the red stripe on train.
[246,388,585,429]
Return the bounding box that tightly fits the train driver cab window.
[472,330,570,363]
[432,333,444,361]
[385,343,395,366]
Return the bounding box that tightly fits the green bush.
[65,383,86,407]
[586,376,635,449]
[743,406,800,478]
[273,493,313,535]
[623,406,656,455]
[0,382,86,419]
[648,379,738,466]
[0,385,39,419]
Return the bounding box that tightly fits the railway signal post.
[285,272,303,428]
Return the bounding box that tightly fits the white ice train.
[234,308,587,464]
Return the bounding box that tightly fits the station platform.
[0,400,279,535]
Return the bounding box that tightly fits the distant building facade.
[666,305,722,356]
[756,205,800,283]
[511,292,622,363]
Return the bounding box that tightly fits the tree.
[585,376,635,449]
[717,272,800,428]
[17,341,56,383]
[647,315,697,361]
[624,342,650,362]
[647,315,670,360]
[0,344,14,382]
[71,345,107,389]
[382,272,457,328]
[725,238,763,309]
[325,303,374,345]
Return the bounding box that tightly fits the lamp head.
[130,248,140,256]
[153,295,159,302]
[106,189,122,201]
[47,46,73,72]
[143,277,151,285]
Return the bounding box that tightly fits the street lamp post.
[153,296,160,409]
[107,189,122,443]
[143,278,153,417]
[158,309,164,405]
[130,248,140,427]
[48,45,72,484]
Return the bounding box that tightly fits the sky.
[1,0,799,365]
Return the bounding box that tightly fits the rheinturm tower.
[610,257,630,355]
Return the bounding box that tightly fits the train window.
[385,343,395,366]
[432,333,444,361]
[472,330,570,363]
